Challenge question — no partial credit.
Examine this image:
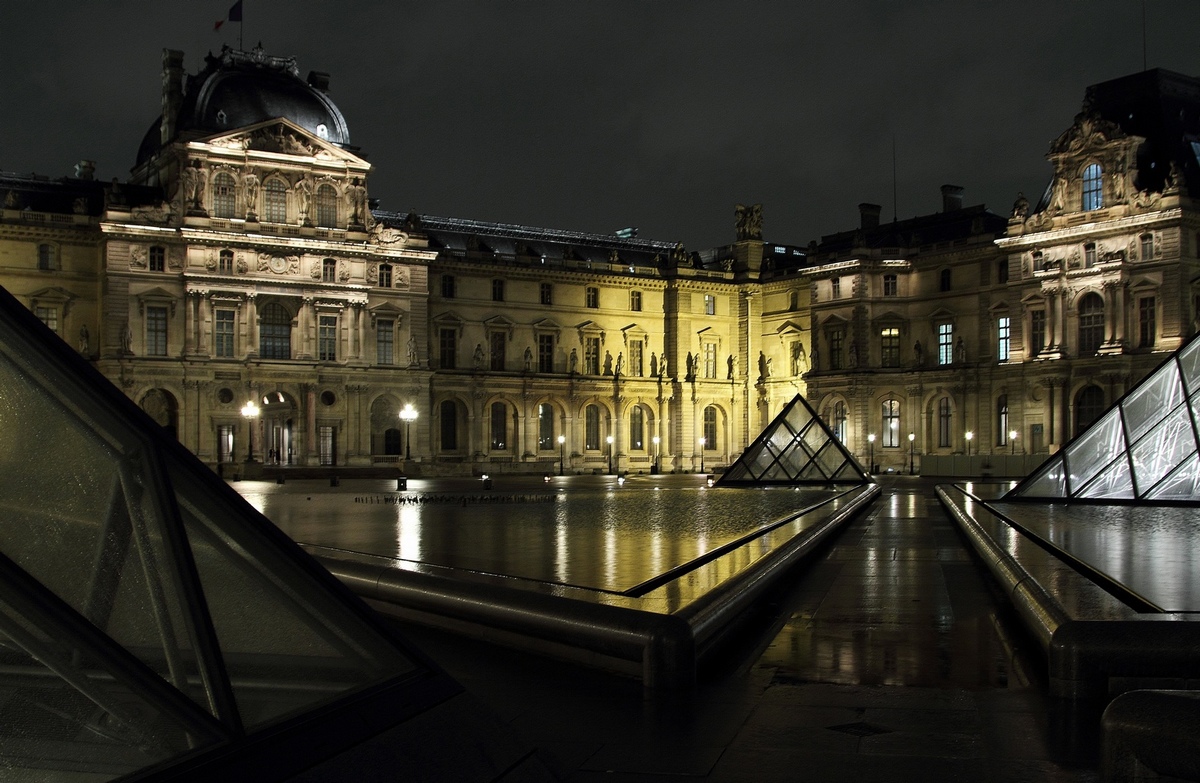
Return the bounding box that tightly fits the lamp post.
[965,430,974,457]
[241,401,260,463]
[867,433,875,474]
[557,434,566,476]
[699,436,706,473]
[606,434,614,475]
[399,403,418,460]
[908,431,915,475]
[652,435,660,473]
[1010,429,1018,455]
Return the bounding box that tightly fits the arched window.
[703,406,718,449]
[585,405,601,450]
[538,403,555,450]
[212,172,236,218]
[259,303,291,359]
[1078,292,1105,356]
[218,249,234,274]
[439,400,458,451]
[629,406,644,450]
[940,268,952,292]
[938,397,952,448]
[1082,163,1103,211]
[315,184,337,227]
[263,178,288,223]
[832,401,847,442]
[997,395,1009,446]
[882,398,900,447]
[490,401,508,450]
[1076,385,1105,434]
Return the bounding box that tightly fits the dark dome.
[137,46,350,166]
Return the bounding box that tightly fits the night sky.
[4,2,1200,249]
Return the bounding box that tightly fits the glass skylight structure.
[1009,333,1200,501]
[720,394,870,485]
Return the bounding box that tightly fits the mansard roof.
[0,171,161,216]
[816,204,1008,256]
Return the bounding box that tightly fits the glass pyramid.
[0,285,455,780]
[1008,332,1200,502]
[719,394,870,485]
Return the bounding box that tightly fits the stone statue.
[603,350,613,375]
[727,353,735,379]
[1010,192,1028,220]
[122,323,133,355]
[791,342,807,375]
[523,346,533,371]
[914,340,923,368]
[294,179,311,221]
[78,324,90,355]
[242,172,259,218]
[955,336,966,364]
[758,351,768,381]
[473,343,485,369]
[569,347,578,373]
[849,341,859,369]
[685,351,695,380]
[407,336,419,367]
[347,178,368,223]
[650,352,658,378]
[615,352,623,376]
[183,163,205,209]
[734,203,764,241]
[810,340,819,372]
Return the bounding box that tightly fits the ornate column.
[184,291,198,356]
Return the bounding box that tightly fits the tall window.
[1139,297,1156,347]
[584,336,600,375]
[540,282,553,305]
[217,424,234,463]
[1084,243,1097,268]
[489,331,506,371]
[1140,233,1154,260]
[939,269,952,292]
[315,184,337,227]
[37,244,54,270]
[830,278,840,299]
[146,305,168,356]
[263,178,287,222]
[880,327,899,368]
[1082,163,1103,211]
[212,173,236,218]
[537,334,554,373]
[318,314,337,361]
[937,322,954,365]
[439,328,456,369]
[1030,310,1046,355]
[703,406,718,449]
[149,246,165,272]
[441,274,456,298]
[629,339,644,377]
[322,259,337,283]
[883,274,897,296]
[538,403,555,450]
[832,401,846,443]
[705,295,716,315]
[789,290,799,310]
[492,279,505,302]
[1078,292,1104,356]
[377,319,394,365]
[996,395,1010,446]
[490,401,507,450]
[215,309,235,357]
[34,306,58,334]
[997,316,1011,362]
[319,426,335,466]
[378,263,392,288]
[586,287,599,308]
[882,398,900,447]
[259,303,291,359]
[440,400,458,450]
[703,343,717,378]
[629,406,644,450]
[218,249,234,274]
[997,259,1009,284]
[630,290,642,311]
[1076,385,1105,434]
[585,405,601,450]
[938,397,951,448]
[829,330,844,371]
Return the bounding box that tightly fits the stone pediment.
[774,319,807,335]
[199,119,366,166]
[1049,112,1128,156]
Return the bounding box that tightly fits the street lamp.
[399,403,418,460]
[965,430,974,457]
[241,400,260,463]
[867,433,876,474]
[908,431,915,475]
[558,434,566,476]
[1009,429,1018,455]
[606,434,614,474]
[699,436,707,473]
[652,435,660,473]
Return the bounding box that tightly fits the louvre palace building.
[2,46,1199,476]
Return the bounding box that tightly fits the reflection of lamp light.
[399,404,418,460]
[606,434,614,475]
[699,436,707,473]
[965,430,974,456]
[558,434,566,476]
[241,401,260,463]
[908,431,915,475]
[867,433,876,474]
[1010,429,1018,455]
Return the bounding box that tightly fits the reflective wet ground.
[233,475,1101,781]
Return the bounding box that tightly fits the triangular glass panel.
[1129,406,1197,492]
[719,395,869,485]
[1062,409,1125,494]
[1076,456,1136,500]
[1009,455,1066,498]
[1147,454,1200,500]
[1178,337,1200,397]
[1120,359,1184,443]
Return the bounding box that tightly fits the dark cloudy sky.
[4,2,1200,249]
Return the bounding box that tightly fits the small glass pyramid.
[719,395,870,485]
[1008,332,1200,502]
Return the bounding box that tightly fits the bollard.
[483,478,493,490]
[397,476,407,491]
[276,475,285,485]
[330,475,340,487]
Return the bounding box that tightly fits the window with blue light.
[937,322,953,365]
[1082,163,1103,211]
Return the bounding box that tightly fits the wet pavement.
[235,474,1102,781]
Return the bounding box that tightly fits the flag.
[214,0,243,31]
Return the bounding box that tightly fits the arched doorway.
[260,390,297,464]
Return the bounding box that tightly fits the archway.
[260,390,297,464]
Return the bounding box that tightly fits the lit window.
[882,399,900,447]
[318,314,337,361]
[259,303,291,359]
[703,343,717,378]
[376,319,394,365]
[832,401,846,442]
[215,309,235,357]
[830,278,840,299]
[630,290,642,311]
[149,246,165,272]
[146,305,168,356]
[538,403,555,450]
[586,287,599,308]
[880,327,899,368]
[212,173,236,218]
[997,396,1009,446]
[263,179,287,222]
[997,316,1010,362]
[705,294,715,315]
[883,274,897,296]
[1082,163,1103,211]
[937,322,953,365]
[629,406,644,450]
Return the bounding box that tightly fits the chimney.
[307,71,331,92]
[858,203,881,230]
[161,49,185,146]
[73,160,96,181]
[941,184,964,212]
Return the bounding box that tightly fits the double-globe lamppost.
[399,403,418,460]
[558,434,566,476]
[241,400,260,463]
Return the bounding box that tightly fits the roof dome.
[137,46,350,165]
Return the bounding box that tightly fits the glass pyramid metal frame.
[1008,331,1200,503]
[719,394,870,485]
[0,285,460,781]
